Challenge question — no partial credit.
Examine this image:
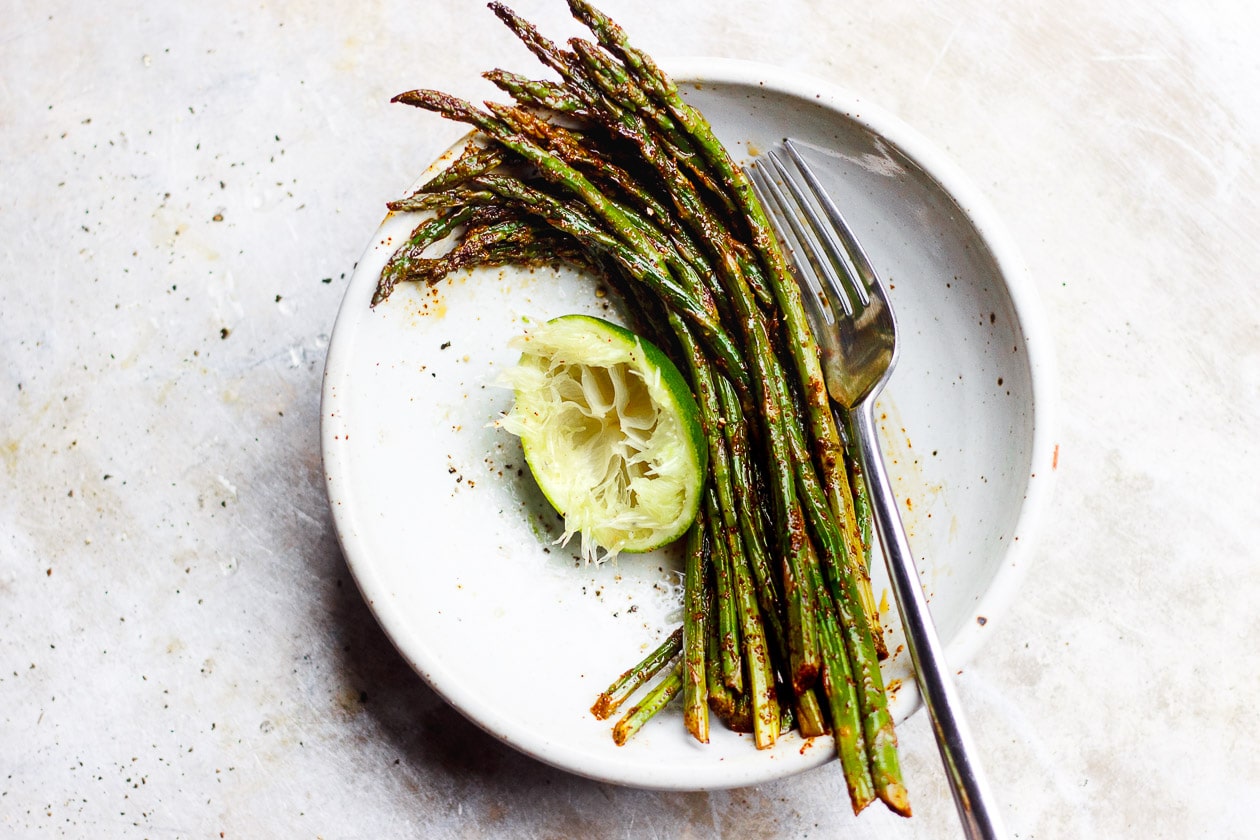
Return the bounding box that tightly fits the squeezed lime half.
[501,315,708,562]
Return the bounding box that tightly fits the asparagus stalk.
[787,411,909,814]
[802,537,878,812]
[412,141,511,195]
[396,228,593,286]
[717,490,781,749]
[484,69,585,114]
[682,512,709,744]
[829,409,885,659]
[612,662,685,746]
[385,186,498,214]
[591,626,683,720]
[704,488,742,694]
[375,205,478,305]
[843,410,876,574]
[704,590,736,721]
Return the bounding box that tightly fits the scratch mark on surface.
[1118,118,1219,181]
[920,21,962,88]
[1090,53,1167,62]
[292,504,321,528]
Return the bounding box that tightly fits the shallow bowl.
[321,58,1056,790]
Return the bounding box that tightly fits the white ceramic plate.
[321,58,1056,790]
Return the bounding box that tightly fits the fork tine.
[748,160,841,326]
[765,146,867,317]
[749,155,857,320]
[780,139,885,307]
[754,139,901,408]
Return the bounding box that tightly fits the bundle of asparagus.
[373,0,908,816]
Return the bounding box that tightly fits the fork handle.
[852,401,1006,840]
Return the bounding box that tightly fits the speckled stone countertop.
[3,0,1258,837]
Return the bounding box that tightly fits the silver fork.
[748,139,1005,840]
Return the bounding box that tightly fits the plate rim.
[320,56,1058,790]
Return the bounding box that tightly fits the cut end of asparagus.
[590,694,615,721]
[879,782,912,818]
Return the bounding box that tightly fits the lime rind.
[500,315,707,562]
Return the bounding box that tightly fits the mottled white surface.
[2,0,1257,837]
